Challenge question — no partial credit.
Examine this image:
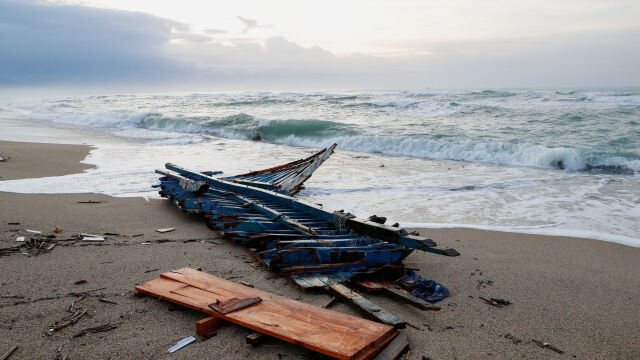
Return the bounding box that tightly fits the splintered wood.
[135,267,397,360]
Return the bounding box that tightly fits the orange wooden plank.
[196,316,226,336]
[136,267,395,360]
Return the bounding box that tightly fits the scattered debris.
[73,321,123,337]
[26,230,42,234]
[77,200,101,204]
[479,297,511,307]
[7,222,20,225]
[155,227,176,233]
[532,340,564,354]
[54,227,63,234]
[144,268,160,273]
[15,237,24,242]
[137,268,398,359]
[491,298,511,306]
[0,344,18,360]
[81,234,105,241]
[140,242,151,245]
[132,234,144,237]
[74,280,88,285]
[98,298,118,305]
[504,333,522,344]
[477,279,494,288]
[209,297,262,315]
[168,336,196,353]
[48,308,88,334]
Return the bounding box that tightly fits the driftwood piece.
[48,308,88,334]
[73,321,123,337]
[0,345,18,360]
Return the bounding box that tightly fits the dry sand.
[0,140,639,359]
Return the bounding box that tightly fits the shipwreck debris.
[136,268,399,359]
[532,339,564,354]
[73,321,123,337]
[168,336,196,353]
[208,297,262,315]
[47,308,88,334]
[81,234,105,241]
[479,297,511,307]
[0,345,18,360]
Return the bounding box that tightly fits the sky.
[1,0,639,91]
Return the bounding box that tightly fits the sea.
[0,88,638,246]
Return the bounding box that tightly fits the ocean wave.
[26,107,639,174]
[272,134,640,174]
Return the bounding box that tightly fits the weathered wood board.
[135,267,397,360]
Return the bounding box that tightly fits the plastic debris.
[399,271,450,303]
[479,296,511,307]
[26,230,42,234]
[168,336,196,353]
[81,233,105,241]
[156,227,176,233]
[15,237,25,242]
[532,339,564,354]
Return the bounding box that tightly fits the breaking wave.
[19,88,640,175]
[57,111,637,174]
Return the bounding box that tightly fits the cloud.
[0,0,638,90]
[0,0,193,85]
[236,16,273,34]
[204,28,228,35]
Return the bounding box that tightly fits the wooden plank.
[328,283,406,329]
[372,332,409,360]
[196,316,226,336]
[136,268,395,360]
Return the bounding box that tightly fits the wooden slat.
[372,332,409,360]
[196,316,226,336]
[136,268,395,360]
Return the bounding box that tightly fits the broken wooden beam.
[372,332,409,360]
[328,283,406,329]
[196,316,226,336]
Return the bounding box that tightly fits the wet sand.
[0,140,638,359]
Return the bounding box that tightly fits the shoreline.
[1,140,639,359]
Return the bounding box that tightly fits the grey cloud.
[204,28,228,35]
[1,0,638,91]
[0,0,194,85]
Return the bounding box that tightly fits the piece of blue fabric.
[400,271,450,303]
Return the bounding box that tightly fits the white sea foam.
[397,222,640,247]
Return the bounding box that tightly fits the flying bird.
[237,16,272,33]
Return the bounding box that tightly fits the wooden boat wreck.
[221,143,336,195]
[153,145,459,328]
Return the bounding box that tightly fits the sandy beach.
[1,140,639,360]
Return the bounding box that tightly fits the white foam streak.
[399,222,640,247]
